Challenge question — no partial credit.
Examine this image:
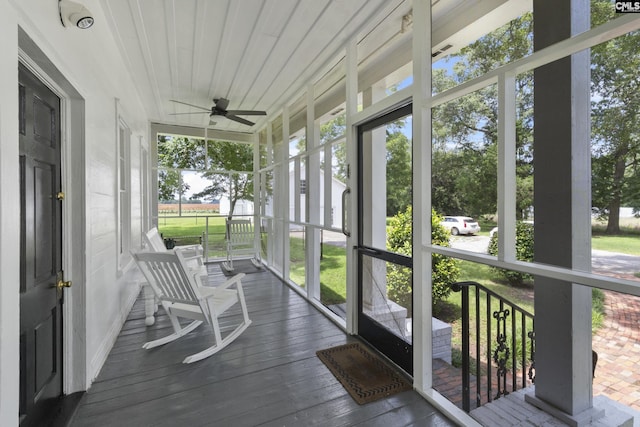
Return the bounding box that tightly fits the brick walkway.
[592,282,640,410]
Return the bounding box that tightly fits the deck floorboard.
[70,264,455,427]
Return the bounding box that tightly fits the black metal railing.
[451,281,535,412]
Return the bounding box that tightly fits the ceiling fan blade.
[226,115,255,126]
[169,99,211,111]
[214,97,229,111]
[168,111,211,115]
[226,110,267,116]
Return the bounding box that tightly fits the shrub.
[592,288,606,332]
[487,221,534,285]
[387,207,460,314]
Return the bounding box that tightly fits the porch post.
[526,0,596,422]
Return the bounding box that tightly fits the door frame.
[19,31,88,394]
[355,103,414,374]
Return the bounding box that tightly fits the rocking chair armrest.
[197,283,241,301]
[174,245,203,257]
[197,285,222,300]
[218,273,246,290]
[182,254,204,266]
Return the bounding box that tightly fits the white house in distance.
[218,197,254,217]
[288,165,346,230]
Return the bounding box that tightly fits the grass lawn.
[159,215,230,257]
[477,217,497,237]
[288,235,347,306]
[158,215,227,238]
[591,234,640,256]
[319,244,347,305]
[158,215,609,337]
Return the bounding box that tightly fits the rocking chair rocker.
[132,250,252,363]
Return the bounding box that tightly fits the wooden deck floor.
[69,263,455,427]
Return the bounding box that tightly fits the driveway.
[449,235,491,253]
[591,249,640,277]
[450,235,640,277]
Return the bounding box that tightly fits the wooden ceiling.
[99,0,528,134]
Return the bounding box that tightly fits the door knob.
[56,279,72,290]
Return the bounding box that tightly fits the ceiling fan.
[169,97,266,126]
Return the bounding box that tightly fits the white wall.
[0,0,149,424]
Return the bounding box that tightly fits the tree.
[157,135,201,208]
[192,140,254,219]
[320,113,349,184]
[434,5,640,230]
[294,113,349,182]
[386,130,412,216]
[431,13,534,218]
[590,0,640,233]
[158,169,189,202]
[157,134,204,169]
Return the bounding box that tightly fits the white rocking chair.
[132,250,252,363]
[222,219,261,273]
[144,226,203,258]
[141,227,208,326]
[143,226,206,275]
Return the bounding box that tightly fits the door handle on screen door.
[341,187,351,237]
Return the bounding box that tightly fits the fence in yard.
[158,213,254,262]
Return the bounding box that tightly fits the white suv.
[440,216,481,236]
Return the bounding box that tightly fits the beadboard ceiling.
[99,0,528,134]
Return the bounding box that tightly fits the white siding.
[0,1,150,424]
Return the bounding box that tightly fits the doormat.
[219,259,263,276]
[316,342,412,405]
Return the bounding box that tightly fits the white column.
[282,107,291,281]
[345,38,358,333]
[412,0,433,393]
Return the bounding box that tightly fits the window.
[117,117,131,269]
[141,145,149,234]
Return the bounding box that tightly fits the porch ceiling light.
[59,0,94,29]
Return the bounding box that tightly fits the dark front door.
[19,63,65,426]
[357,104,413,374]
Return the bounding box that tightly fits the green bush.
[387,207,460,313]
[487,221,534,285]
[592,288,606,332]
